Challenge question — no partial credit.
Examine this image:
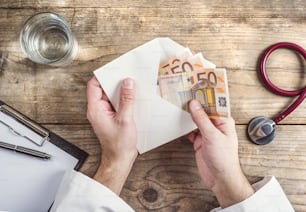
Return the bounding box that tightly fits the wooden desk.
[0,1,305,211]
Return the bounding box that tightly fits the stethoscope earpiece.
[247,116,276,145]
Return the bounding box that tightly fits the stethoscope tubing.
[259,42,306,124]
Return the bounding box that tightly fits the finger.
[87,77,103,104]
[193,139,202,152]
[101,90,109,101]
[211,116,236,135]
[187,132,202,151]
[187,131,197,143]
[117,78,136,119]
[189,100,217,135]
[193,129,200,134]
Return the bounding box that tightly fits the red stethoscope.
[247,42,306,145]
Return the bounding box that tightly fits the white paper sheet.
[0,111,78,212]
[94,38,215,153]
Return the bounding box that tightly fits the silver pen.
[0,141,51,160]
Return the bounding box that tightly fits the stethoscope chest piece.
[247,116,276,145]
[247,42,306,145]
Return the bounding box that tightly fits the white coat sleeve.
[211,176,294,212]
[50,169,134,212]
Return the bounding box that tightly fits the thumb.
[117,78,136,119]
[189,100,217,135]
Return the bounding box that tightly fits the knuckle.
[192,109,206,122]
[86,110,92,122]
[86,106,95,123]
[120,92,135,104]
[87,79,94,89]
[116,115,133,126]
[87,80,91,88]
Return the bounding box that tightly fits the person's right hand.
[187,100,254,208]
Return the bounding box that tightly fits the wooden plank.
[0,0,305,211]
[0,0,306,12]
[125,125,306,211]
[0,7,305,124]
[48,124,306,211]
[238,125,306,212]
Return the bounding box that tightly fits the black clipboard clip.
[0,104,49,146]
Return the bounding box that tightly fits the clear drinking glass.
[19,12,78,67]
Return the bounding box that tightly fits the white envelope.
[94,38,215,153]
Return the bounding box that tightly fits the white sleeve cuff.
[50,169,134,212]
[211,176,294,212]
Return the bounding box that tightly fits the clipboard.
[0,101,88,212]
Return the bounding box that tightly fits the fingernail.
[190,100,202,111]
[122,78,134,89]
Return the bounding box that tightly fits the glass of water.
[20,12,78,67]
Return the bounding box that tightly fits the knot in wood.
[142,188,158,203]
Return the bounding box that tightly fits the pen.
[0,141,51,160]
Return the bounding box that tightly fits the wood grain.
[0,0,305,211]
[49,124,306,211]
[0,5,305,124]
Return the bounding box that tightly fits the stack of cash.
[158,48,230,118]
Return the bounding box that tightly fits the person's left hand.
[87,76,138,195]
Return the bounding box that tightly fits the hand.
[87,77,138,195]
[187,100,254,208]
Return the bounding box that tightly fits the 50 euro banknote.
[158,68,230,118]
[159,48,215,76]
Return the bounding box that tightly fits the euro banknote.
[159,48,216,76]
[158,49,230,118]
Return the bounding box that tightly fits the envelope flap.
[94,38,196,154]
[94,38,164,110]
[157,37,186,62]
